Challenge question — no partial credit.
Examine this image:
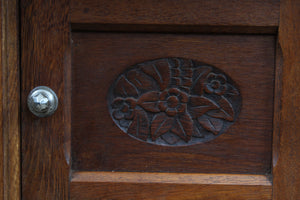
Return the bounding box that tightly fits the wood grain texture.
[72,171,272,185]
[20,1,285,199]
[273,0,300,199]
[70,0,279,33]
[21,0,70,199]
[70,172,272,200]
[0,3,3,199]
[72,33,275,174]
[0,0,20,199]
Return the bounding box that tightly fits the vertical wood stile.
[1,0,20,199]
[273,0,300,199]
[21,0,70,199]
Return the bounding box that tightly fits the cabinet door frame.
[0,0,299,199]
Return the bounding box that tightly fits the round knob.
[27,86,58,117]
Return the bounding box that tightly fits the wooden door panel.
[20,0,300,199]
[72,33,274,174]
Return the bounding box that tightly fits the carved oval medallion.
[108,58,241,146]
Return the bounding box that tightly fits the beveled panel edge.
[71,171,272,186]
[71,172,272,199]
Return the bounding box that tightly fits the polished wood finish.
[273,0,300,199]
[72,33,275,174]
[70,0,279,34]
[70,172,271,200]
[0,0,20,199]
[21,0,70,199]
[72,172,271,185]
[19,0,300,199]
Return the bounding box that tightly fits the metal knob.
[27,86,58,117]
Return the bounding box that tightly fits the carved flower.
[112,97,137,120]
[158,88,188,117]
[204,73,227,95]
[137,88,193,142]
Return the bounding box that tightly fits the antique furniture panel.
[20,0,300,199]
[71,33,275,174]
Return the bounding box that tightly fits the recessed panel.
[71,33,275,173]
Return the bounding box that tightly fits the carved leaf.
[161,132,181,145]
[198,115,223,135]
[192,123,204,138]
[192,66,212,95]
[119,119,130,128]
[127,69,159,91]
[207,96,235,121]
[189,96,219,118]
[127,109,149,141]
[114,75,139,98]
[171,113,193,142]
[140,59,171,91]
[137,91,160,112]
[227,83,239,96]
[151,112,173,141]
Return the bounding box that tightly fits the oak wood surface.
[72,33,275,174]
[70,172,272,200]
[20,0,300,199]
[21,0,70,199]
[1,3,3,199]
[273,0,300,199]
[71,0,279,34]
[72,171,272,185]
[0,0,20,199]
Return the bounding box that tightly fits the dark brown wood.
[72,183,271,200]
[273,0,300,199]
[70,0,279,33]
[72,33,275,174]
[70,172,272,200]
[0,3,3,199]
[21,0,300,199]
[21,0,70,199]
[0,0,20,199]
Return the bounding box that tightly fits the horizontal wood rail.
[70,0,279,34]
